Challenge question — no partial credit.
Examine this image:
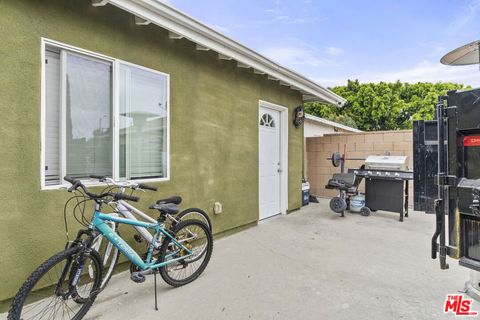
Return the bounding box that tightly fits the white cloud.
[417,43,446,59]
[261,46,339,68]
[325,46,343,56]
[446,0,480,35]
[209,24,230,34]
[283,17,318,24]
[313,60,480,88]
[260,15,318,25]
[263,1,318,25]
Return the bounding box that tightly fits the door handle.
[278,168,283,173]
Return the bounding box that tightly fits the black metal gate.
[414,88,480,271]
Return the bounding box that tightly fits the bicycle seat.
[156,196,182,205]
[149,203,180,215]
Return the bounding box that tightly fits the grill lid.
[365,155,408,171]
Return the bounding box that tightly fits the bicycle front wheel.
[8,246,102,320]
[159,220,213,287]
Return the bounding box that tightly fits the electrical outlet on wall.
[213,202,222,214]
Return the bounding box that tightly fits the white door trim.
[258,100,288,217]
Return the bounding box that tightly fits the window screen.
[119,64,168,179]
[44,49,61,185]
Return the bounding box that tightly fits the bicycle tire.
[175,207,212,230]
[159,220,213,287]
[8,246,102,320]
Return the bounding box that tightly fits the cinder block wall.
[305,130,413,205]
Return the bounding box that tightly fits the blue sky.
[167,0,480,88]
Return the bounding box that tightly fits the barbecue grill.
[365,155,409,171]
[348,155,413,221]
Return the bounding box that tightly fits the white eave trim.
[305,114,361,133]
[103,0,346,106]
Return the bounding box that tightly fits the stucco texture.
[0,0,304,303]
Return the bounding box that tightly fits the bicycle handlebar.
[88,176,158,192]
[137,183,158,191]
[64,176,139,202]
[64,176,79,185]
[89,174,107,181]
[114,193,140,202]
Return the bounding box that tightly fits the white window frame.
[40,38,170,190]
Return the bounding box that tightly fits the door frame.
[258,100,289,218]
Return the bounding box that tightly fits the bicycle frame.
[90,210,193,271]
[115,200,158,246]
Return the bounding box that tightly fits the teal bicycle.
[8,176,213,320]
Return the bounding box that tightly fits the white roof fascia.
[105,0,346,106]
[168,31,184,39]
[134,16,151,25]
[92,0,109,7]
[305,114,361,133]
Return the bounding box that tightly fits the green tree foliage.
[305,80,470,131]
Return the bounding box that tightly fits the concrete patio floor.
[3,199,478,319]
[85,199,479,319]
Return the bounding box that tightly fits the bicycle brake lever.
[130,185,145,192]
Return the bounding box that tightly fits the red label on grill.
[464,136,480,147]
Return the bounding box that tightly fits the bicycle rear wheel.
[159,220,213,287]
[175,208,212,230]
[8,246,102,320]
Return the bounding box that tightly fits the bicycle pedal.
[130,272,146,283]
[133,234,143,243]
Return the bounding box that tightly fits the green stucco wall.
[0,0,303,303]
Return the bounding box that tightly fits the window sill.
[41,177,170,191]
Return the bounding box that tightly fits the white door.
[259,106,281,220]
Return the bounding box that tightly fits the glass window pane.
[66,53,113,179]
[119,64,167,179]
[44,49,62,185]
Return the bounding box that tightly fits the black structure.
[413,120,443,213]
[414,88,480,271]
[348,168,413,221]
